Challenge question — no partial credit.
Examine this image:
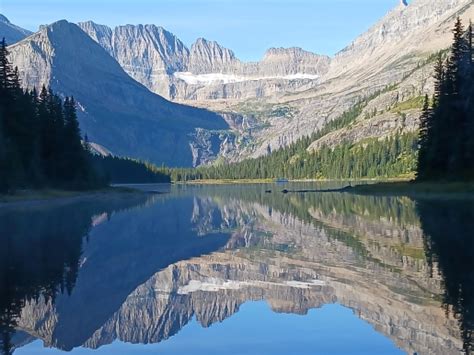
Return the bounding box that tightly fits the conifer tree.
[0,39,108,192]
[0,38,13,92]
[417,18,474,181]
[417,94,431,180]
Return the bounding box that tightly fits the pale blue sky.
[1,0,401,61]
[16,303,403,354]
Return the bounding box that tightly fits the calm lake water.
[1,183,473,355]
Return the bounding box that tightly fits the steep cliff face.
[188,38,238,73]
[0,14,32,45]
[8,20,228,166]
[259,47,330,77]
[78,21,190,98]
[77,21,331,101]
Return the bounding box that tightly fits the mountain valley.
[2,0,473,167]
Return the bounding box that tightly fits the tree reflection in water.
[0,195,149,354]
[417,199,474,355]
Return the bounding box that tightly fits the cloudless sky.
[1,0,401,61]
[16,303,403,354]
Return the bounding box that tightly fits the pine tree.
[0,108,7,192]
[466,22,474,176]
[0,40,110,192]
[416,18,474,181]
[417,95,432,180]
[0,38,13,93]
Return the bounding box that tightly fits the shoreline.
[0,186,157,208]
[175,177,411,185]
[181,179,474,199]
[348,181,474,199]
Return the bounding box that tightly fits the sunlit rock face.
[12,190,466,355]
[77,21,331,101]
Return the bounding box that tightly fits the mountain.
[78,21,190,100]
[77,21,331,101]
[8,20,228,166]
[0,14,32,45]
[213,0,474,161]
[5,0,474,167]
[188,38,238,73]
[75,0,473,164]
[297,0,474,157]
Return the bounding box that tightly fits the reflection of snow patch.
[285,280,325,289]
[79,257,88,268]
[88,142,112,157]
[177,279,243,294]
[91,212,108,226]
[177,278,326,295]
[173,72,320,85]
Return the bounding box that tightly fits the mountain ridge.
[7,20,228,167]
[0,14,32,44]
[77,20,331,100]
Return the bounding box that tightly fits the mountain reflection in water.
[0,184,473,355]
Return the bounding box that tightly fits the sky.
[16,303,403,354]
[1,0,400,61]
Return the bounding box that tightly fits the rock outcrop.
[77,21,331,101]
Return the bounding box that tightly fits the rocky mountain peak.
[260,47,331,76]
[264,47,310,58]
[262,47,329,63]
[77,21,113,51]
[189,38,237,73]
[336,0,470,57]
[78,20,190,97]
[0,14,11,23]
[325,0,472,83]
[0,13,32,44]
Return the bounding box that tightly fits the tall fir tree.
[0,38,13,93]
[417,18,474,181]
[0,39,106,192]
[417,94,432,180]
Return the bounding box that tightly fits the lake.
[1,183,473,355]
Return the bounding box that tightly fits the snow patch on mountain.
[174,72,320,85]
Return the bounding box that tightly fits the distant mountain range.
[1,0,473,166]
[78,21,331,101]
